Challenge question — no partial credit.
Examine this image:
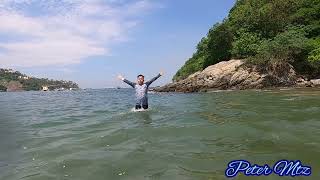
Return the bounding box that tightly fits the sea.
[0,88,319,180]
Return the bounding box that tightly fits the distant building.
[42,86,49,91]
[4,69,14,73]
[18,76,30,80]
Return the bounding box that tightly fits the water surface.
[0,88,319,180]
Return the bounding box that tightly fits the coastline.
[154,59,320,93]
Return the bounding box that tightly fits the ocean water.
[0,88,319,180]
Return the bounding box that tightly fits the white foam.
[283,98,295,101]
[131,108,148,112]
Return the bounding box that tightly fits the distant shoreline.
[0,68,79,92]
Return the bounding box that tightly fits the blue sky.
[0,0,236,88]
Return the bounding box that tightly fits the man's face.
[137,76,144,85]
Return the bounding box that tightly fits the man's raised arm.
[146,72,163,86]
[118,75,136,88]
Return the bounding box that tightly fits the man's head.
[137,74,144,85]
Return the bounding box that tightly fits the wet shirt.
[123,74,161,105]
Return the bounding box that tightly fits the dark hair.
[137,74,144,78]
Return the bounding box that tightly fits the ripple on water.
[1,89,320,180]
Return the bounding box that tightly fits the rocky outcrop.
[310,79,320,87]
[6,81,23,92]
[154,59,318,93]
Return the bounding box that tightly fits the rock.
[6,81,23,92]
[295,77,310,87]
[187,71,201,79]
[154,59,302,93]
[310,79,320,86]
[230,69,249,86]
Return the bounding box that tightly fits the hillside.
[173,0,320,82]
[0,68,79,92]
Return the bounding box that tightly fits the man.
[118,72,163,110]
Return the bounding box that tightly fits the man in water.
[118,72,163,110]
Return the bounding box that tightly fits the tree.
[0,85,7,92]
[249,26,310,74]
[307,37,320,75]
[231,29,263,58]
[203,22,233,67]
[291,0,320,38]
[228,0,300,38]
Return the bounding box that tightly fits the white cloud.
[0,0,155,67]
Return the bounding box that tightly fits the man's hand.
[117,75,124,81]
[159,71,164,76]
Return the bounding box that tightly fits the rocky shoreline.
[154,60,320,93]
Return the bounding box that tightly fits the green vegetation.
[173,0,320,81]
[0,68,79,91]
[0,85,6,92]
[173,37,208,81]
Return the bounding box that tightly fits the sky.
[0,0,236,88]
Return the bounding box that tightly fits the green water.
[0,88,319,180]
